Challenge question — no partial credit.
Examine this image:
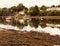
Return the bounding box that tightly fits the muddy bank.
[0,31,60,46]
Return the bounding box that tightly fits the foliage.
[28,5,40,16]
[40,5,47,11]
[0,4,60,16]
[47,10,60,16]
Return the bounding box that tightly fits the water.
[0,24,20,30]
[0,17,60,35]
[0,24,60,35]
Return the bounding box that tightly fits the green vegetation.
[0,4,60,16]
[0,3,27,16]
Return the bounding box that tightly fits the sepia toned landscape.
[0,0,60,46]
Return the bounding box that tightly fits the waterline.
[0,24,60,35]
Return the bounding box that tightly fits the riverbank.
[0,31,60,46]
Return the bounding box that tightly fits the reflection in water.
[0,18,60,35]
[0,24,20,30]
[0,24,60,35]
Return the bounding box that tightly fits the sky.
[0,0,60,8]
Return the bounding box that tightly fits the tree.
[17,3,25,11]
[47,10,60,16]
[0,9,3,16]
[40,5,47,11]
[1,7,12,16]
[28,5,40,16]
[10,6,17,12]
[56,5,60,7]
[24,7,28,14]
[2,8,8,16]
[40,5,47,16]
[51,5,55,7]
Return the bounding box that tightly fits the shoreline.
[0,31,59,46]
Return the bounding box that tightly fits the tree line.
[0,3,60,16]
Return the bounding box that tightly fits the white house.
[19,11,25,15]
[6,16,13,23]
[47,7,60,11]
